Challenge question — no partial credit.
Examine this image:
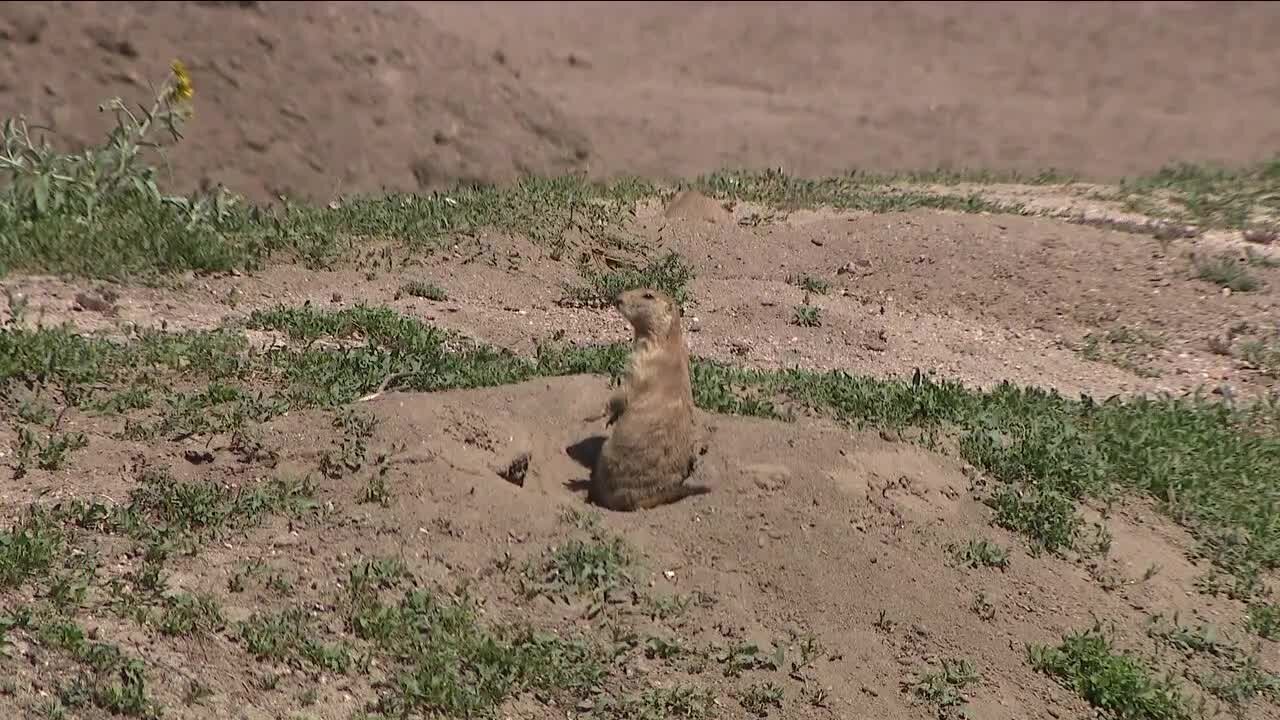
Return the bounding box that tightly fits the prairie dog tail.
[631,482,711,510]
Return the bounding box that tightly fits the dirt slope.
[4,2,1280,203]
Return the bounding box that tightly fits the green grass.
[1115,158,1280,230]
[561,250,697,307]
[692,168,1025,214]
[1029,625,1194,720]
[347,581,605,717]
[522,534,634,603]
[397,279,448,301]
[907,658,979,714]
[946,538,1011,570]
[791,304,822,327]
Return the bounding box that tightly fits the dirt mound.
[3,372,1242,718]
[6,2,1280,205]
[0,1,591,202]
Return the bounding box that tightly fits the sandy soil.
[3,3,1280,719]
[3,2,1280,202]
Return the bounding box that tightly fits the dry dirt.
[3,2,1280,720]
[4,2,1280,202]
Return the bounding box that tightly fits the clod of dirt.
[663,190,732,224]
[1243,227,1278,245]
[183,449,215,465]
[72,288,118,315]
[837,259,873,276]
[742,462,791,492]
[498,451,531,487]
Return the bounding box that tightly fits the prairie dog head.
[614,288,680,340]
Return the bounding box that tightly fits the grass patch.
[1116,158,1280,230]
[1245,603,1280,640]
[946,538,1010,570]
[396,279,448,301]
[561,250,697,308]
[1192,253,1262,292]
[790,304,822,327]
[738,682,785,717]
[595,686,713,719]
[1029,624,1193,720]
[906,658,979,716]
[522,534,634,608]
[787,274,831,295]
[693,168,1025,214]
[347,582,604,717]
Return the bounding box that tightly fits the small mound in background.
[0,1,592,203]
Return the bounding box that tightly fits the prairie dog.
[590,288,707,511]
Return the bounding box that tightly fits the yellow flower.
[169,59,194,102]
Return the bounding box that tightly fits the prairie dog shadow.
[564,434,606,493]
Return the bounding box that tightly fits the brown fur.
[590,288,707,511]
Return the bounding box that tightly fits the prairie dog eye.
[642,291,655,299]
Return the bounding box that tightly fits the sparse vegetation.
[561,250,697,308]
[791,303,822,327]
[907,658,980,717]
[397,279,448,301]
[1192,252,1262,292]
[1030,624,1194,720]
[946,537,1010,570]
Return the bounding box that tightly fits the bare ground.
[3,2,1280,719]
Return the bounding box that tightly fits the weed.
[348,587,604,717]
[986,485,1082,556]
[12,427,88,477]
[906,658,979,716]
[397,280,448,301]
[0,510,65,589]
[1239,335,1280,378]
[1029,624,1193,720]
[1145,613,1236,659]
[716,641,784,678]
[358,468,392,506]
[788,274,831,294]
[1192,253,1261,292]
[31,616,161,718]
[946,538,1010,570]
[1199,656,1280,711]
[595,686,713,719]
[1245,603,1280,640]
[0,63,257,281]
[970,591,997,621]
[523,536,632,606]
[694,168,1024,214]
[738,682,784,717]
[562,251,697,307]
[791,303,822,327]
[1115,158,1280,230]
[238,607,354,673]
[157,592,225,637]
[874,609,896,634]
